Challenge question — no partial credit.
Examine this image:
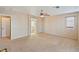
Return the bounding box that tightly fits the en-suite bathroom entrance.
[0,16,11,39]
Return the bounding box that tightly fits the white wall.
[0,10,28,40]
[11,13,28,39]
[44,12,78,39]
[37,17,44,33]
[28,16,44,35]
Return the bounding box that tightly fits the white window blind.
[66,16,75,28]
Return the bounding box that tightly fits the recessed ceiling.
[0,6,79,16]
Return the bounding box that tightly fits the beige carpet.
[0,33,79,52]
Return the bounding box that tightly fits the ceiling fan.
[40,10,50,17]
[39,6,60,17]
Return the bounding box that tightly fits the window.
[66,16,75,28]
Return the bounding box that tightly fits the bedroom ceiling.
[0,6,79,16]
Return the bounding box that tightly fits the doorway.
[0,16,11,39]
[31,18,37,35]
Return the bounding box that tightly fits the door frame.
[1,16,11,39]
[27,16,38,36]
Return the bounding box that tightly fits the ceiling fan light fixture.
[40,9,50,17]
[40,12,44,15]
[40,15,44,17]
[40,10,44,17]
[40,10,44,15]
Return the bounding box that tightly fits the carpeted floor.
[0,33,79,52]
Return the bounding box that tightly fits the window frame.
[65,16,75,28]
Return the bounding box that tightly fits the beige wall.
[44,12,78,39]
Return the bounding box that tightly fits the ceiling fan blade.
[44,13,50,16]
